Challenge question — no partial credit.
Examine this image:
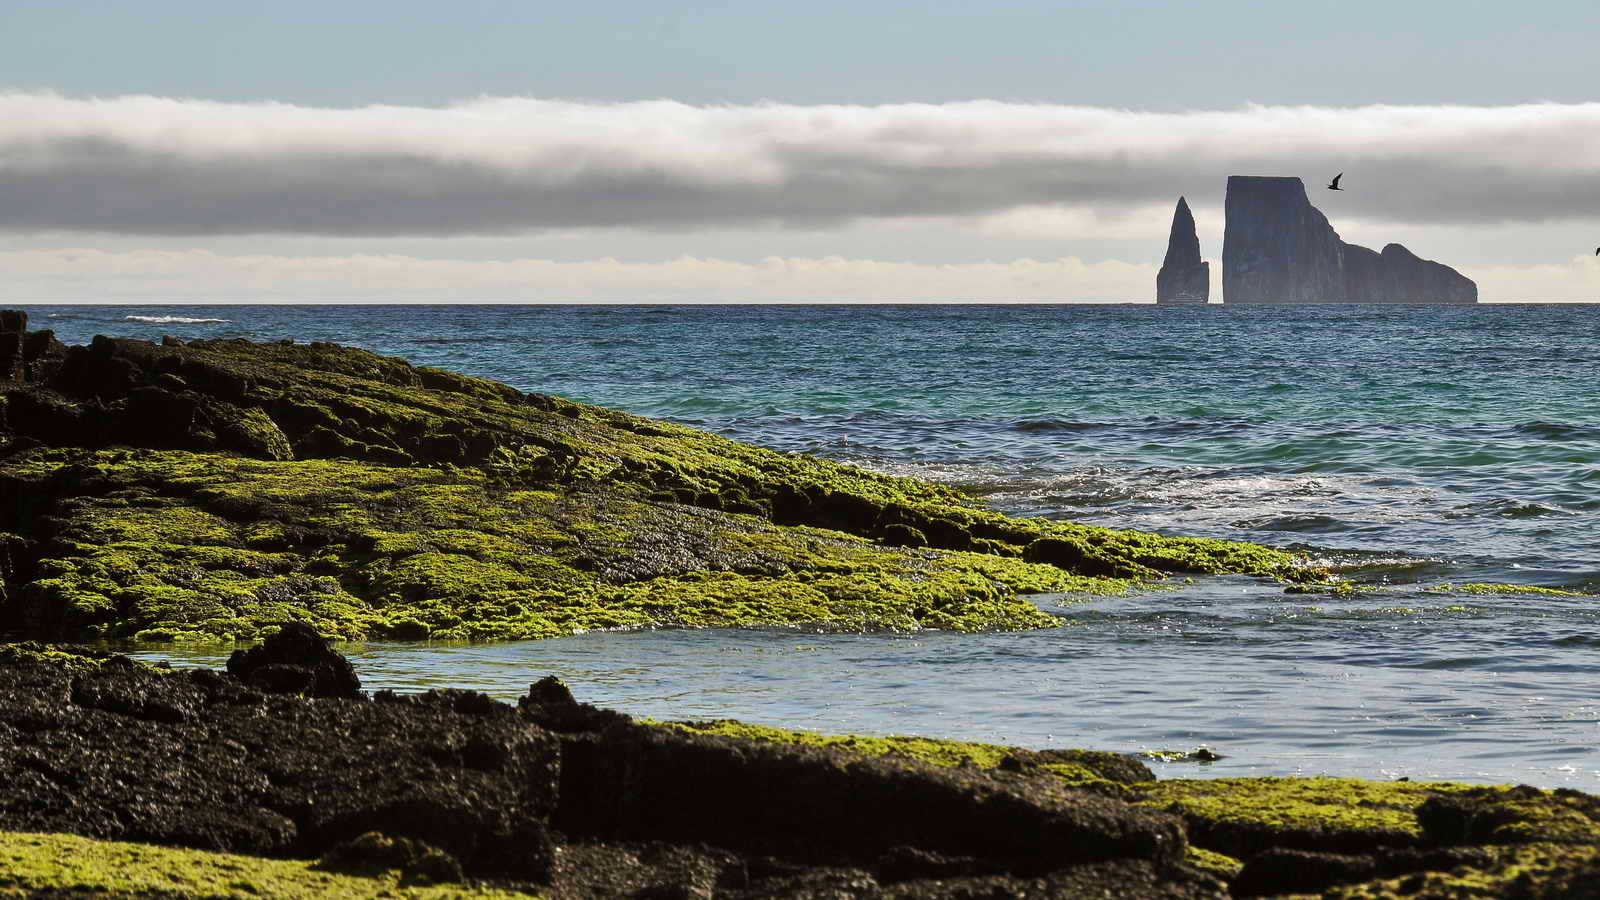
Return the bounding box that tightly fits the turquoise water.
[28,303,1600,787]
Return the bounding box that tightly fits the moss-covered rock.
[655,718,1153,798]
[667,719,1600,899]
[0,830,539,899]
[0,318,1325,644]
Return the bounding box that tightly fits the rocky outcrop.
[1343,242,1479,305]
[0,645,1211,896]
[1155,197,1209,303]
[0,635,560,879]
[1221,176,1476,303]
[7,645,1600,897]
[0,308,64,384]
[0,312,1316,645]
[227,621,363,699]
[1222,176,1347,303]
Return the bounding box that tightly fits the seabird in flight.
[1327,173,1344,191]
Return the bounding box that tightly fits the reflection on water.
[132,577,1600,790]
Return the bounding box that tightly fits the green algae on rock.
[654,718,1153,797]
[0,316,1324,644]
[0,830,539,899]
[1424,582,1591,598]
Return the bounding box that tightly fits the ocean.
[22,302,1600,788]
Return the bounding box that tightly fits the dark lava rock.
[1156,196,1210,303]
[520,674,634,734]
[1222,175,1476,304]
[1231,846,1498,898]
[0,649,1227,896]
[319,831,466,885]
[0,656,559,879]
[548,718,1185,876]
[226,621,361,699]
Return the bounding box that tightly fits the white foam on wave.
[124,315,230,324]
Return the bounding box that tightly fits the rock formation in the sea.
[1222,175,1477,303]
[1155,196,1209,303]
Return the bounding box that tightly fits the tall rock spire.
[1156,197,1209,303]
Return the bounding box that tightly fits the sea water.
[25,302,1600,787]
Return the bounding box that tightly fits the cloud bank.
[0,248,1156,302]
[4,94,1600,236]
[6,247,1596,303]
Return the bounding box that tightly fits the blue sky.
[2,1,1598,301]
[5,0,1595,108]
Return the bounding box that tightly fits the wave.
[1446,498,1574,520]
[124,315,230,324]
[1011,419,1112,433]
[1515,422,1600,441]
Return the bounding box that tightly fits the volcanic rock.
[227,620,362,699]
[1156,196,1210,303]
[1222,176,1349,303]
[0,310,1313,645]
[0,656,560,877]
[1221,176,1476,303]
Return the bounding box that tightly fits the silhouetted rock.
[0,312,20,380]
[1374,243,1477,304]
[1223,176,1348,303]
[1222,176,1476,303]
[1156,196,1210,303]
[519,674,634,734]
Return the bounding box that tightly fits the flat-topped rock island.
[1221,176,1477,304]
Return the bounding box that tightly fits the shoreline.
[0,308,1314,647]
[5,312,1599,894]
[2,635,1597,898]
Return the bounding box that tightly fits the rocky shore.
[0,309,1310,645]
[4,634,1600,898]
[4,312,1597,897]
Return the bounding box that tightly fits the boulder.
[226,621,362,699]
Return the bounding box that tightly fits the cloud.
[0,247,1155,302]
[3,93,1600,236]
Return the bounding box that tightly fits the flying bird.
[1594,246,1598,255]
[1327,173,1344,191]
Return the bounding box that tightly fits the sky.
[2,0,1599,302]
